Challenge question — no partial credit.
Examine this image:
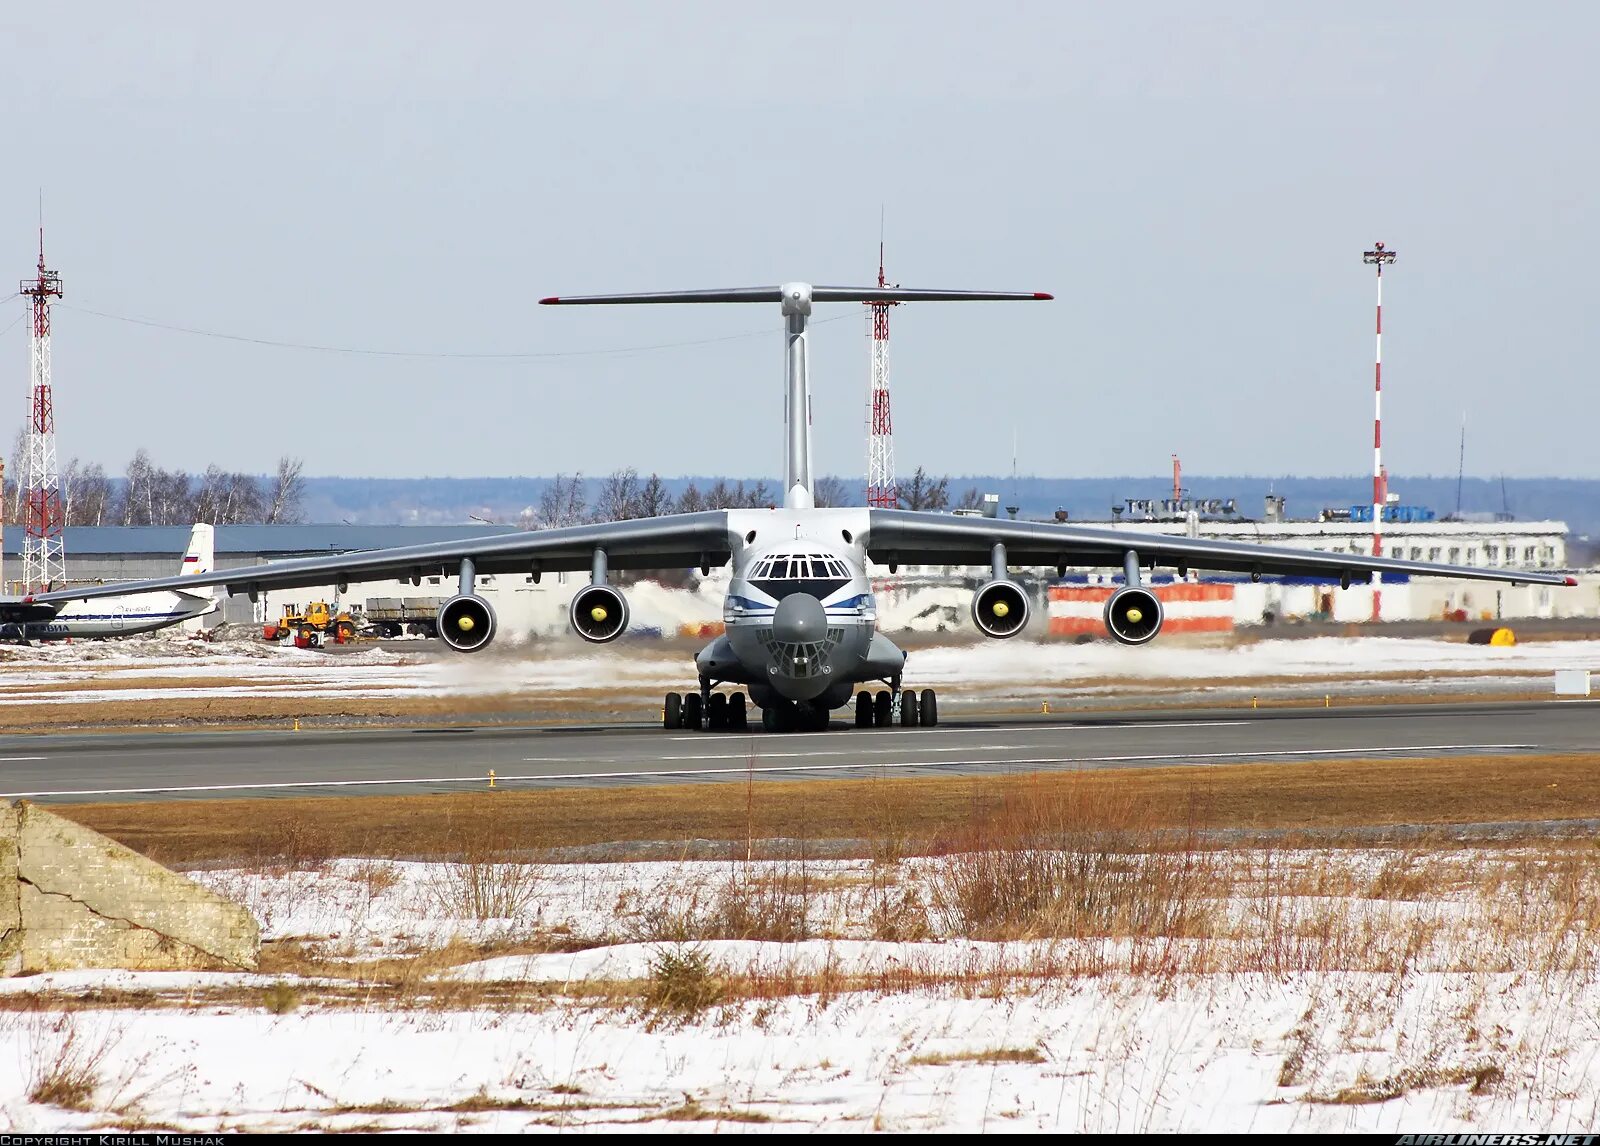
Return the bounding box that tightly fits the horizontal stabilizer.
[540,286,1051,305]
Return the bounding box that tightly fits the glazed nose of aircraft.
[771,593,826,644]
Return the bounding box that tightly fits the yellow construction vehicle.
[262,601,358,648]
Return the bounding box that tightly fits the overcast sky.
[1,2,1592,481]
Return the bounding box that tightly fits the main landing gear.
[855,686,938,729]
[664,688,749,731]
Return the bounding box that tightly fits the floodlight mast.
[1362,241,1396,622]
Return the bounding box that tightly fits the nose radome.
[771,593,826,643]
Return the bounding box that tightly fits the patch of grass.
[262,981,301,1015]
[26,1016,117,1110]
[907,1045,1047,1066]
[1305,1063,1504,1105]
[658,1096,772,1123]
[63,751,1600,867]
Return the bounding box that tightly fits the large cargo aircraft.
[32,283,1573,729]
[2,523,218,642]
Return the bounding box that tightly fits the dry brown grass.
[53,751,1600,866]
[907,1045,1047,1066]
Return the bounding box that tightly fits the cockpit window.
[752,553,849,580]
[748,553,851,599]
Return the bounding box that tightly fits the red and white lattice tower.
[864,245,898,508]
[1363,240,1396,622]
[19,229,65,592]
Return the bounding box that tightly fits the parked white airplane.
[1,523,218,642]
[34,282,1574,730]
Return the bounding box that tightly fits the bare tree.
[897,466,950,512]
[742,479,774,508]
[593,467,642,522]
[149,466,192,525]
[191,464,227,524]
[5,428,26,523]
[639,473,671,518]
[955,485,985,511]
[266,455,306,524]
[120,449,156,525]
[537,472,587,528]
[704,479,736,509]
[676,481,705,513]
[72,462,113,526]
[223,470,265,523]
[59,457,80,526]
[812,476,849,508]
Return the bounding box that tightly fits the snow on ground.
[2,632,1598,710]
[5,848,1600,1132]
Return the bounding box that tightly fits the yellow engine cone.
[1125,608,1144,625]
[992,601,1009,618]
[591,606,609,623]
[458,616,475,632]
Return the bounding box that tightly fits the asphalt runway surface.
[1,700,1596,804]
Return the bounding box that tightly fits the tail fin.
[541,283,1051,510]
[179,523,215,579]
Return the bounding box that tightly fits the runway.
[1,699,1595,803]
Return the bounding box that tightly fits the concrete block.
[1554,670,1592,697]
[0,804,19,977]
[2,801,259,975]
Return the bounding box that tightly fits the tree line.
[2,437,307,527]
[518,466,985,527]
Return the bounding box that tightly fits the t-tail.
[541,283,1051,510]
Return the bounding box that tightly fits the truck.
[362,597,443,639]
[263,601,359,648]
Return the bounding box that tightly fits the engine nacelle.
[971,579,1030,639]
[1103,586,1163,645]
[437,594,497,652]
[570,584,630,643]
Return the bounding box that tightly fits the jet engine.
[437,594,498,652]
[570,584,630,643]
[971,579,1030,639]
[1103,586,1163,645]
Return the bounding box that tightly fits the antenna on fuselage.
[540,284,1052,513]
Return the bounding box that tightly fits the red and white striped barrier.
[1047,583,1235,637]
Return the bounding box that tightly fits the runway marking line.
[0,743,1537,800]
[667,720,1251,743]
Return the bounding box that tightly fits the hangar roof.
[1,524,522,558]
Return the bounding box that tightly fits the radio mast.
[19,227,65,592]
[864,243,898,508]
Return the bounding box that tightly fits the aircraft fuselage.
[695,508,906,712]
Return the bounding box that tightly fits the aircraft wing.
[0,599,63,623]
[29,513,736,604]
[864,509,1576,588]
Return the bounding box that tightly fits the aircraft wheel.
[683,692,703,731]
[900,689,920,727]
[919,688,938,727]
[855,690,872,728]
[707,692,728,731]
[873,690,892,728]
[729,692,748,731]
[761,705,779,732]
[664,692,682,729]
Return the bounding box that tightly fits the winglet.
[538,296,560,305]
[1565,576,1579,586]
[1034,292,1054,300]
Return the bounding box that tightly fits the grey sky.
[2,2,1593,481]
